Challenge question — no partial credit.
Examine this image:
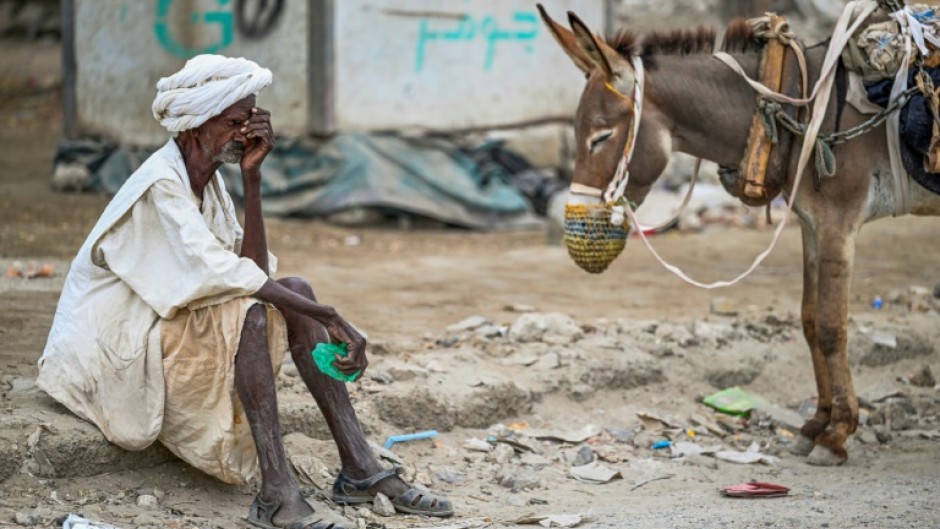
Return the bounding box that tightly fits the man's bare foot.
[266,490,313,527]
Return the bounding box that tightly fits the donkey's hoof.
[806,445,847,466]
[789,435,815,457]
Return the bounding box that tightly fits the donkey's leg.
[791,224,833,457]
[806,226,859,466]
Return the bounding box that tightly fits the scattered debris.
[527,424,601,444]
[61,515,124,529]
[909,366,936,388]
[14,511,42,526]
[498,466,543,491]
[384,429,438,450]
[569,462,622,484]
[571,446,595,467]
[629,474,674,491]
[5,261,55,279]
[508,313,583,344]
[463,438,494,453]
[514,513,588,528]
[446,315,491,334]
[715,442,779,466]
[719,481,790,498]
[702,387,770,416]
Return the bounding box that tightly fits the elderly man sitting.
[38,55,452,529]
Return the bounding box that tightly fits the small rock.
[386,365,427,381]
[519,453,551,468]
[434,468,465,485]
[874,426,893,444]
[464,438,493,452]
[369,370,394,385]
[132,514,163,526]
[435,336,459,348]
[691,321,738,345]
[372,493,395,517]
[908,286,935,312]
[572,446,595,467]
[710,297,739,317]
[474,324,505,339]
[13,511,41,526]
[933,283,940,299]
[856,429,879,445]
[534,352,560,370]
[752,405,804,432]
[910,366,936,388]
[505,303,537,313]
[507,494,527,507]
[509,313,583,344]
[869,399,917,431]
[136,494,159,509]
[487,443,516,464]
[654,323,695,347]
[497,466,542,491]
[606,428,636,444]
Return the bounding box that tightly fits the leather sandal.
[332,467,454,517]
[247,494,346,529]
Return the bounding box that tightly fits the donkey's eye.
[588,130,613,152]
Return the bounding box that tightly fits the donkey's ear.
[537,4,595,74]
[567,12,630,81]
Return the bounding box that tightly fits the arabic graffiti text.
[415,11,539,72]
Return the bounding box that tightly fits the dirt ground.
[2,38,940,529]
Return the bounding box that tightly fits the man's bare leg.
[276,277,411,499]
[234,304,314,525]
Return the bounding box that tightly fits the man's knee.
[278,276,316,301]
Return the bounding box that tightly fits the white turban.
[152,54,273,134]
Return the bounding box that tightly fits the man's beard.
[213,141,244,164]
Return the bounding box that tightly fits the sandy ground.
[2,37,940,529]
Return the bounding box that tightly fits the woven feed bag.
[563,203,629,274]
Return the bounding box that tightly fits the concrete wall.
[74,0,309,146]
[330,0,604,132]
[71,0,603,145]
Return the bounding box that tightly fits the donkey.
[539,6,940,465]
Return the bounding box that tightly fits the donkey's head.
[539,6,672,273]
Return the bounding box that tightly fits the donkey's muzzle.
[563,203,629,274]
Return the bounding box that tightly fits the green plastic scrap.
[312,342,360,382]
[702,386,770,416]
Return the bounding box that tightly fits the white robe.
[38,139,278,482]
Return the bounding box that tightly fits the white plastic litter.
[62,514,124,529]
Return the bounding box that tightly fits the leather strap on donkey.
[735,13,808,207]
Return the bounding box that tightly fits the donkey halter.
[568,55,645,226]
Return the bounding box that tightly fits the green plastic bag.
[312,342,360,382]
[702,386,769,416]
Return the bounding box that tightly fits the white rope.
[605,55,646,205]
[152,54,273,134]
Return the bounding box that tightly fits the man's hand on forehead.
[239,106,274,177]
[240,107,271,140]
